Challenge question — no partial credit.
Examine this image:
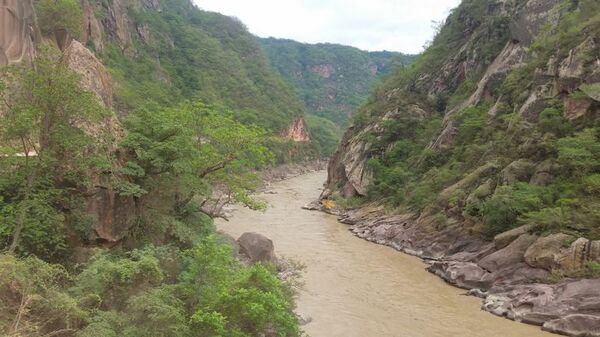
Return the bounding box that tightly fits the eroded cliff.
[0,0,37,65]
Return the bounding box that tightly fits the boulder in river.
[237,232,277,264]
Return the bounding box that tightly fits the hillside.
[0,0,307,335]
[80,0,305,132]
[260,38,416,128]
[323,0,600,335]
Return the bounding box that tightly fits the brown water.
[216,171,554,337]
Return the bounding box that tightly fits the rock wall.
[0,0,37,66]
[282,118,311,142]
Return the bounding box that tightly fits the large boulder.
[428,261,492,290]
[524,233,575,271]
[530,161,560,186]
[558,238,600,271]
[493,224,537,249]
[237,232,277,264]
[479,233,538,272]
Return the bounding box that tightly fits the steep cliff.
[324,0,600,335]
[0,0,38,65]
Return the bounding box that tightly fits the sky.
[193,0,462,54]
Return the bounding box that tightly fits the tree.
[0,46,108,258]
[34,0,83,38]
[121,102,272,242]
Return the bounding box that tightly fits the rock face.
[0,0,37,66]
[63,40,113,108]
[281,118,310,142]
[237,232,277,264]
[324,126,372,197]
[309,64,335,78]
[61,40,135,243]
[86,187,137,243]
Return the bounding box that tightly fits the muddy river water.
[216,171,554,337]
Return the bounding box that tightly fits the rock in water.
[237,232,277,264]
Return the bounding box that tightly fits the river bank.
[216,171,554,337]
[314,197,600,337]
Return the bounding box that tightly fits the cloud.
[193,0,461,53]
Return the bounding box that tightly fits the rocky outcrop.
[501,159,536,185]
[81,0,105,52]
[524,233,575,271]
[281,118,310,142]
[237,232,277,264]
[0,0,38,66]
[309,64,335,78]
[478,233,538,272]
[63,40,113,108]
[324,126,372,197]
[86,186,137,243]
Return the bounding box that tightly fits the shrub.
[35,0,83,37]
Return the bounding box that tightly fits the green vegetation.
[0,35,301,335]
[0,46,108,260]
[260,38,416,128]
[345,0,600,240]
[95,0,303,133]
[34,0,83,38]
[0,239,299,337]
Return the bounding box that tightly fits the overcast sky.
[193,0,461,54]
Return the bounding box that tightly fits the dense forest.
[0,0,311,335]
[260,38,416,155]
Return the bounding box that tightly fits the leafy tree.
[34,0,83,38]
[0,46,108,258]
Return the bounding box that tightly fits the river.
[216,171,554,337]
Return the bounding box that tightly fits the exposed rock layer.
[282,118,311,142]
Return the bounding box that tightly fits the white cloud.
[193,0,461,54]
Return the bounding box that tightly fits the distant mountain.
[259,38,417,128]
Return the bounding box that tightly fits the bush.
[35,0,83,37]
[481,184,547,238]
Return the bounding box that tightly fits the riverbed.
[216,171,554,337]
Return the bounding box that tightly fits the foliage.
[0,254,85,336]
[305,114,342,156]
[0,46,108,259]
[343,0,600,241]
[260,38,415,128]
[0,238,301,337]
[34,0,83,38]
[97,1,303,133]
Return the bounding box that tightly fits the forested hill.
[85,0,305,134]
[260,37,417,128]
